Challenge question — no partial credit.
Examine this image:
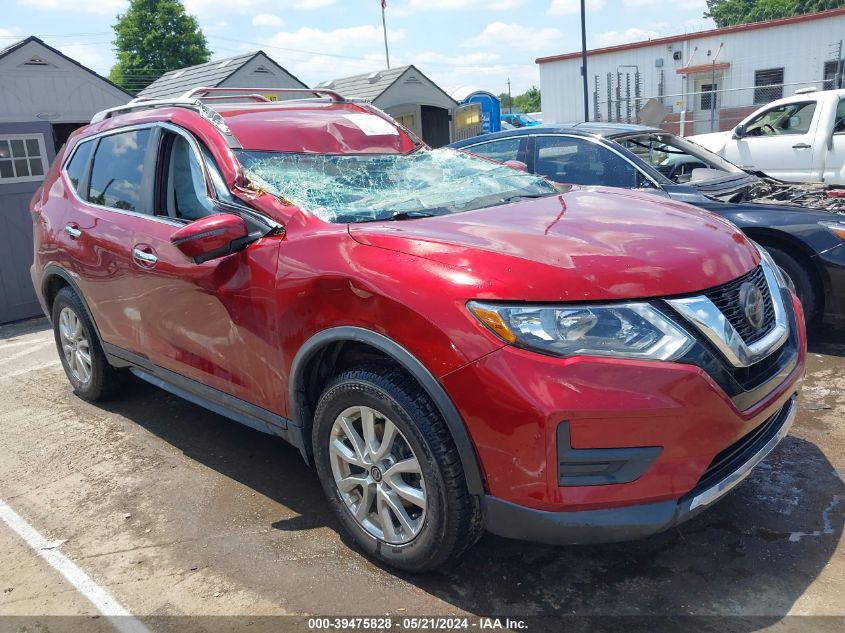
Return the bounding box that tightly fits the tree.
[705,0,844,27]
[110,0,211,93]
[514,86,541,114]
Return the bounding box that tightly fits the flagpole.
[381,1,391,69]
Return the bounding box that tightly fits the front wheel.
[312,365,482,572]
[764,247,818,325]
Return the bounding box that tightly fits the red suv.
[31,88,806,571]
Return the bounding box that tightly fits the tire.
[312,364,483,572]
[764,246,818,324]
[51,286,123,401]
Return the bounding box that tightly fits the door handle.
[64,225,81,239]
[792,143,812,149]
[132,247,158,266]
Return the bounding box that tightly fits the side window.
[534,136,638,188]
[160,133,219,221]
[835,99,845,135]
[88,129,152,212]
[464,137,522,163]
[64,140,93,193]
[745,102,816,137]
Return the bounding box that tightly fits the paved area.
[0,317,843,631]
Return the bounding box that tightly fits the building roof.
[317,65,412,102]
[138,51,308,99]
[536,7,845,64]
[0,35,132,96]
[318,65,458,107]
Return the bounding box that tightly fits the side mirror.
[503,160,528,172]
[171,213,249,264]
[732,124,746,140]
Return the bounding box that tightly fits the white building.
[537,8,845,135]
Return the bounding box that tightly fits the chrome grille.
[703,266,775,345]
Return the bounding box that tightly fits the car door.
[56,126,162,355]
[823,97,845,185]
[531,134,652,189]
[117,123,287,413]
[729,100,820,182]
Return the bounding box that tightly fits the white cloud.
[57,43,106,71]
[0,26,22,40]
[622,0,658,6]
[263,25,405,55]
[460,22,563,53]
[404,0,521,10]
[184,0,331,16]
[17,0,126,13]
[293,0,335,7]
[252,13,284,28]
[547,0,605,15]
[594,27,661,47]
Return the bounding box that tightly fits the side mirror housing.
[732,124,746,140]
[171,214,249,264]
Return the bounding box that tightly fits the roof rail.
[90,97,201,123]
[181,86,347,102]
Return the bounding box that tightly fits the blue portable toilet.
[448,87,501,135]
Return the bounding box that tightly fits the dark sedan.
[450,123,845,326]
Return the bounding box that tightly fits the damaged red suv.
[31,88,806,571]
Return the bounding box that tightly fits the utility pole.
[381,0,390,69]
[837,39,843,89]
[507,78,512,114]
[580,0,589,122]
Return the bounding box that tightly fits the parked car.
[32,88,805,572]
[690,87,845,185]
[450,123,845,326]
[501,112,540,128]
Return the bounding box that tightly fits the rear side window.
[88,129,152,212]
[64,141,93,193]
[464,137,523,163]
[534,136,639,189]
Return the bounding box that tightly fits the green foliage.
[705,0,845,28]
[109,0,210,93]
[497,87,541,113]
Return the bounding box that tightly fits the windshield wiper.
[354,209,442,223]
[500,192,558,203]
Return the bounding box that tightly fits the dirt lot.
[0,318,843,632]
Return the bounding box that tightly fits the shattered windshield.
[235,147,559,223]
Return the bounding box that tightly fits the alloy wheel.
[58,306,92,386]
[329,405,427,545]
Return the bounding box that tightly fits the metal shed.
[317,65,461,148]
[138,51,308,99]
[0,36,131,324]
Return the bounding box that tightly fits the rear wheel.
[764,246,818,324]
[312,364,482,572]
[52,287,123,401]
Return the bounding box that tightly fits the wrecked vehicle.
[32,88,804,572]
[450,123,845,326]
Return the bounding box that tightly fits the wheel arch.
[41,265,106,345]
[290,326,486,495]
[743,227,828,310]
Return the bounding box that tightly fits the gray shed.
[317,65,459,147]
[138,51,308,99]
[0,36,131,324]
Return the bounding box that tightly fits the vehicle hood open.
[348,187,760,302]
[687,131,732,154]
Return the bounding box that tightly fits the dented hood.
[349,187,760,302]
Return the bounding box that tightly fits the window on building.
[754,68,784,104]
[395,114,415,129]
[88,129,152,212]
[824,60,843,91]
[0,134,48,183]
[700,84,717,111]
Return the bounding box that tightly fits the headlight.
[468,301,693,361]
[819,220,845,241]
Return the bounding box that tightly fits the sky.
[0,0,715,95]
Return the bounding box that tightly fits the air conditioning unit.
[672,51,683,61]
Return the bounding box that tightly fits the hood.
[687,131,731,154]
[349,187,760,302]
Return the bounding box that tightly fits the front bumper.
[482,395,797,544]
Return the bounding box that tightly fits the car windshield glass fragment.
[235,147,559,223]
